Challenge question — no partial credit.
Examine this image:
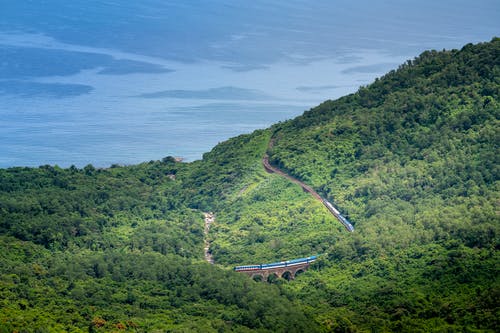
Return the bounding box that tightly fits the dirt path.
[203,212,215,264]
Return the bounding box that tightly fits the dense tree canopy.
[0,38,498,332]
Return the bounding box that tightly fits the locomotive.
[323,200,354,232]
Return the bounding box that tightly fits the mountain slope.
[207,38,500,331]
[0,38,498,332]
[268,38,499,255]
[273,38,500,331]
[0,162,313,332]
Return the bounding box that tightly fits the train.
[234,255,317,272]
[264,154,354,233]
[322,200,354,232]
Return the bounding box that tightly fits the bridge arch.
[267,273,279,283]
[295,269,305,278]
[234,255,317,282]
[252,274,264,282]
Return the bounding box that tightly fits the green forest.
[0,38,498,332]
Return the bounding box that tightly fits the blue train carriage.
[338,214,354,232]
[323,199,354,232]
[234,255,318,271]
[234,264,260,271]
[288,255,317,264]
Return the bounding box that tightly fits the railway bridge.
[234,255,317,281]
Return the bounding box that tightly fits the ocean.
[1,0,498,167]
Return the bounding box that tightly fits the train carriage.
[234,255,317,272]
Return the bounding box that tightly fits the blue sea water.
[0,0,498,167]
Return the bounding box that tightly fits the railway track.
[263,153,354,232]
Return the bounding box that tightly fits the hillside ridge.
[0,38,498,332]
